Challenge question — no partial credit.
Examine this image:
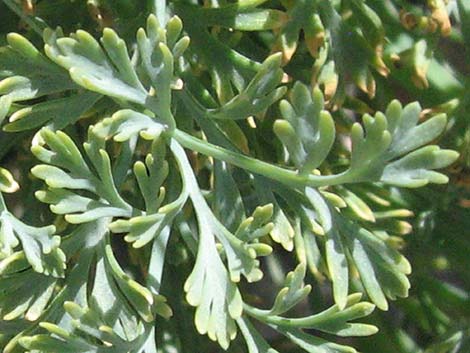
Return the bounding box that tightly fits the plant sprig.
[0,2,464,353]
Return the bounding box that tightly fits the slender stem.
[151,0,167,26]
[243,304,325,327]
[172,129,349,188]
[170,138,222,257]
[147,226,171,293]
[243,302,347,329]
[0,192,7,212]
[2,0,47,37]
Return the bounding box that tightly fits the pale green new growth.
[0,2,463,353]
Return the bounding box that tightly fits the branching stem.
[0,193,6,212]
[172,129,352,188]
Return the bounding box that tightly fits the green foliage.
[0,1,469,353]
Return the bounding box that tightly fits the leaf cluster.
[0,1,468,353]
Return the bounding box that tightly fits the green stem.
[170,138,221,257]
[172,129,350,188]
[244,301,375,330]
[151,0,167,26]
[0,192,7,212]
[243,303,334,328]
